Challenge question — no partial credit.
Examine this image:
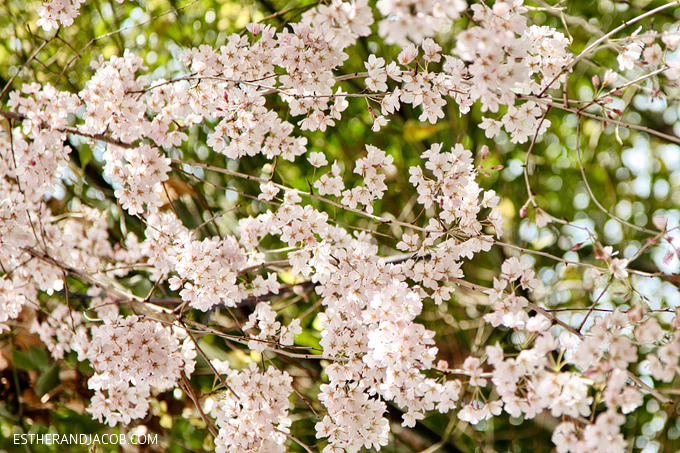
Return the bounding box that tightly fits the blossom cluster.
[308,226,473,445]
[478,256,679,453]
[408,142,503,236]
[82,52,148,143]
[6,83,80,201]
[102,144,172,215]
[169,234,247,310]
[75,314,196,426]
[243,301,302,353]
[210,361,294,453]
[37,0,91,32]
[376,0,467,46]
[30,304,86,359]
[484,256,539,329]
[316,380,390,452]
[341,145,394,214]
[0,276,29,333]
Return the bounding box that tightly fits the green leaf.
[403,119,447,143]
[12,349,36,371]
[36,362,60,396]
[64,350,79,369]
[0,402,16,421]
[79,145,93,170]
[294,330,321,350]
[29,346,49,371]
[78,359,93,374]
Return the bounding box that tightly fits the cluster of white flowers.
[316,380,391,452]
[646,310,680,382]
[102,144,172,215]
[479,256,667,453]
[0,117,146,328]
[484,256,539,328]
[243,302,302,353]
[142,212,190,276]
[36,0,89,31]
[0,277,29,333]
[341,145,394,214]
[210,361,294,453]
[409,142,503,236]
[376,0,467,46]
[6,83,80,201]
[467,317,581,423]
[313,160,345,198]
[169,234,247,311]
[238,188,332,276]
[75,314,196,426]
[307,225,475,441]
[546,305,677,453]
[81,52,148,143]
[30,304,86,359]
[456,4,570,141]
[302,0,374,49]
[552,411,627,453]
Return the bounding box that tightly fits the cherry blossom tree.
[2,0,680,452]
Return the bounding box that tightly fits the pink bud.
[592,74,599,88]
[519,206,527,218]
[663,251,674,265]
[627,305,644,323]
[246,23,263,36]
[599,362,612,372]
[653,215,668,231]
[480,145,489,160]
[671,316,680,330]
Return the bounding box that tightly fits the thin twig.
[1,34,54,100]
[55,0,199,84]
[180,370,219,438]
[449,278,672,404]
[574,114,659,235]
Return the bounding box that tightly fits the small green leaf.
[78,359,93,374]
[403,119,447,143]
[64,350,79,369]
[12,349,36,371]
[0,402,16,421]
[79,145,93,169]
[29,346,49,371]
[36,362,60,396]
